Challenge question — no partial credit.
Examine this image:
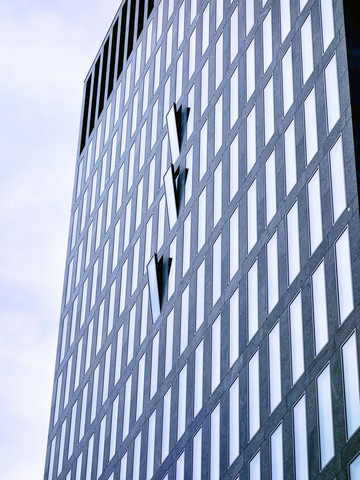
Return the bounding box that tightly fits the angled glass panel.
[164,164,178,230]
[166,105,180,161]
[147,255,161,322]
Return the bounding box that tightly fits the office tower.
[44,0,360,478]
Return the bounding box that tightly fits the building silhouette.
[44,0,360,478]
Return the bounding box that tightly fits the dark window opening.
[147,0,154,17]
[127,0,136,59]
[80,75,92,153]
[107,19,119,99]
[117,1,128,79]
[89,58,100,134]
[137,0,145,38]
[98,38,109,118]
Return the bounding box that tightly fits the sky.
[0,1,121,478]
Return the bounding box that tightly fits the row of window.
[48,329,360,479]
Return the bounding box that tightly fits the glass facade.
[45,0,360,479]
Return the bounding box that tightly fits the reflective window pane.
[342,332,360,438]
[270,424,283,480]
[325,54,340,133]
[312,261,328,355]
[317,365,335,468]
[248,350,260,439]
[335,227,354,323]
[293,395,309,480]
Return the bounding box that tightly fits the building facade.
[44,0,360,479]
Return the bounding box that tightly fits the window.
[194,340,204,417]
[342,332,360,439]
[183,213,191,276]
[210,404,220,480]
[120,111,128,155]
[131,91,139,135]
[317,365,335,468]
[120,452,127,480]
[150,332,159,399]
[282,46,293,115]
[246,0,254,36]
[187,86,195,140]
[189,29,196,80]
[289,292,305,385]
[147,156,155,208]
[248,260,258,342]
[214,96,223,155]
[230,68,239,128]
[136,354,145,419]
[216,0,223,28]
[249,451,261,480]
[151,101,158,148]
[264,77,274,145]
[119,259,128,315]
[247,106,256,173]
[229,289,239,367]
[165,310,174,377]
[247,179,257,253]
[146,410,156,480]
[86,435,94,480]
[329,136,346,222]
[267,231,279,313]
[157,195,165,249]
[96,415,106,478]
[144,217,152,274]
[263,9,272,72]
[308,170,322,254]
[350,455,360,480]
[140,285,148,344]
[177,364,187,439]
[165,25,173,70]
[320,0,335,53]
[199,122,208,180]
[178,2,185,47]
[57,419,67,476]
[280,0,290,42]
[301,15,313,84]
[229,378,239,465]
[211,316,221,392]
[154,48,161,93]
[161,388,171,462]
[335,227,354,323]
[176,54,183,102]
[122,374,132,440]
[168,238,176,299]
[198,188,206,252]
[185,147,193,204]
[142,70,150,115]
[176,453,185,480]
[193,428,202,479]
[180,286,189,354]
[131,239,140,295]
[248,350,260,439]
[202,3,210,54]
[214,162,222,226]
[284,120,296,195]
[246,40,255,101]
[269,323,281,413]
[109,396,119,460]
[102,346,111,404]
[230,208,239,279]
[215,34,223,89]
[90,364,99,422]
[127,305,136,364]
[230,135,239,201]
[325,54,340,133]
[123,199,132,251]
[213,236,222,305]
[114,326,123,384]
[265,151,276,225]
[133,431,141,480]
[270,424,283,480]
[196,261,205,330]
[231,7,239,61]
[201,61,209,115]
[287,201,300,284]
[312,261,328,355]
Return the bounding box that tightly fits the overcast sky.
[0,1,121,478]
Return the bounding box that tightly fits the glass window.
[230,68,239,128]
[264,77,274,145]
[86,223,93,269]
[270,424,283,480]
[180,286,189,354]
[116,164,124,212]
[168,238,176,299]
[131,91,139,135]
[109,395,119,460]
[136,354,145,420]
[246,40,255,101]
[151,101,158,149]
[96,415,106,478]
[230,208,239,279]
[144,217,152,274]
[154,48,161,93]
[229,288,239,367]
[282,46,293,115]
[335,227,354,323]
[145,20,153,62]
[57,419,67,475]
[247,106,256,174]
[247,179,257,253]
[213,236,221,305]
[214,162,222,226]
[214,95,223,155]
[269,323,281,413]
[201,61,209,115]
[142,70,150,115]
[196,261,205,331]
[325,54,340,133]
[231,7,239,61]
[229,378,240,465]
[320,0,335,52]
[64,356,73,408]
[85,435,94,480]
[65,258,74,305]
[187,86,195,140]
[198,188,206,252]
[101,346,111,404]
[230,135,239,201]
[122,374,132,440]
[329,136,346,222]
[161,387,171,462]
[350,455,360,479]
[115,325,123,384]
[119,259,128,315]
[166,25,173,70]
[289,292,305,385]
[135,42,142,85]
[176,453,185,480]
[140,285,148,344]
[160,134,168,184]
[216,0,223,28]
[280,0,291,42]
[308,170,322,254]
[183,213,191,276]
[215,34,223,89]
[178,2,185,47]
[127,304,136,364]
[193,428,202,479]
[131,239,140,295]
[342,332,360,439]
[284,120,296,195]
[202,3,210,54]
[176,53,183,102]
[317,365,335,468]
[146,410,156,480]
[211,404,220,480]
[287,201,300,284]
[199,122,208,180]
[165,310,174,377]
[147,156,155,209]
[263,9,272,72]
[68,401,77,459]
[293,395,309,480]
[90,364,99,423]
[301,14,313,84]
[157,195,165,249]
[150,332,159,399]
[85,320,93,373]
[246,0,254,36]
[123,199,132,251]
[248,260,258,342]
[185,147,193,205]
[249,451,260,480]
[312,261,328,355]
[248,350,260,439]
[178,364,187,440]
[120,111,128,156]
[53,372,63,425]
[265,151,276,225]
[132,431,141,480]
[211,316,221,392]
[194,340,204,417]
[189,29,196,80]
[163,77,171,127]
